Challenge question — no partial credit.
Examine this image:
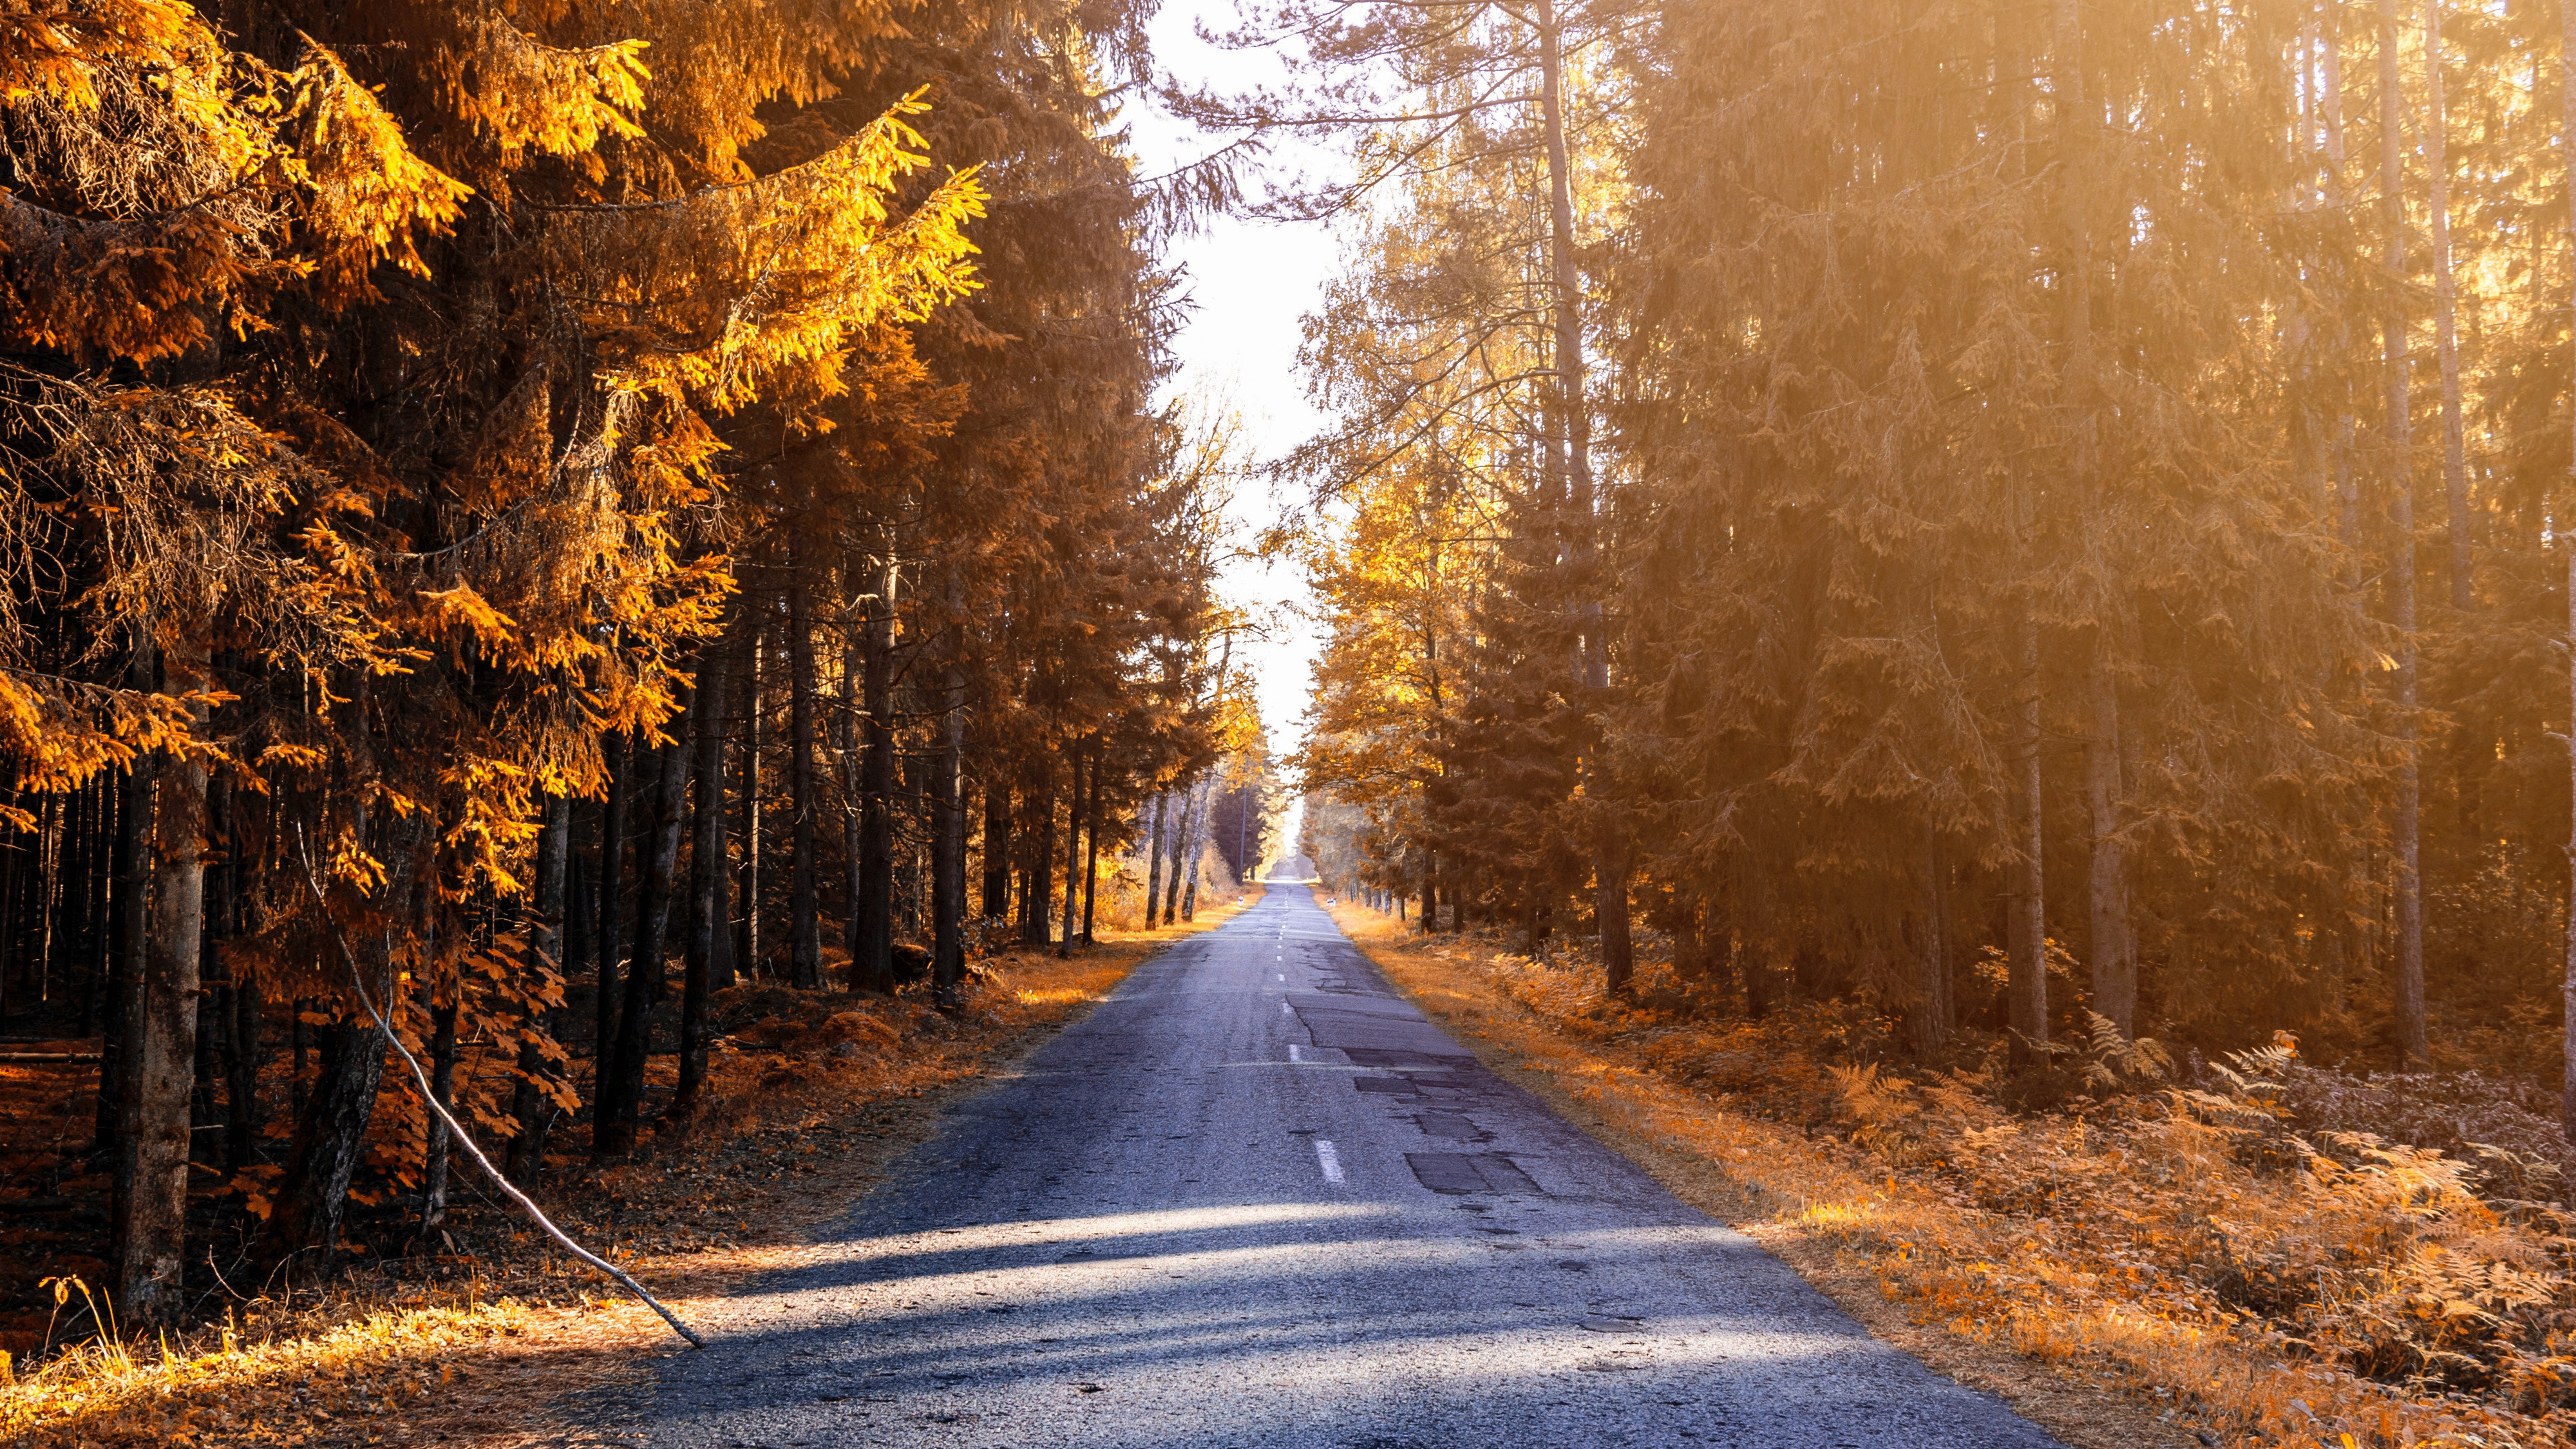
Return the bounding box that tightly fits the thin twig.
[292,828,706,1349]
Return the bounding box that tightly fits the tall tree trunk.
[1025,765,1056,944]
[191,784,222,1142]
[1419,847,1437,936]
[1081,757,1102,945]
[2010,606,2049,1057]
[1535,0,1631,997]
[507,792,571,1183]
[2380,0,2427,1069]
[117,639,208,1322]
[99,766,144,1155]
[839,619,861,971]
[413,970,457,1251]
[1164,779,1195,925]
[787,574,822,988]
[224,820,263,1175]
[735,621,762,983]
[1911,839,1951,1057]
[2040,0,2123,1041]
[2425,0,2470,613]
[932,628,967,1008]
[981,781,1012,923]
[900,744,926,943]
[2560,0,2576,1141]
[1142,793,1166,931]
[103,649,150,1184]
[679,647,730,1118]
[75,782,100,1037]
[2054,0,2132,1039]
[1059,744,1083,956]
[33,791,56,1014]
[2086,643,2134,1033]
[1741,869,1772,1019]
[855,549,899,989]
[1181,773,1212,922]
[566,842,592,1017]
[596,734,630,1061]
[600,701,692,1157]
[1671,893,1706,980]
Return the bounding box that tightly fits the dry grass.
[0,889,1260,1449]
[1329,902,2572,1449]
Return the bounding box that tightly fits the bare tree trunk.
[2425,0,2470,613]
[506,792,569,1184]
[2086,643,2134,1034]
[1535,0,1631,997]
[981,781,1011,923]
[82,779,110,1046]
[2010,606,2049,1057]
[1164,779,1197,925]
[600,701,692,1156]
[2559,0,2576,1141]
[596,734,630,1061]
[735,622,762,983]
[855,549,899,989]
[1911,839,1951,1057]
[1419,847,1437,936]
[104,650,149,1214]
[225,835,263,1175]
[840,616,861,971]
[1182,773,1214,922]
[2380,0,2426,1070]
[678,646,731,1119]
[788,574,823,988]
[1025,764,1056,945]
[2054,0,2132,1040]
[32,792,55,1017]
[1059,744,1083,956]
[1081,757,1102,945]
[932,611,967,1008]
[117,639,209,1322]
[1670,893,1705,979]
[413,971,457,1251]
[1142,793,1166,931]
[99,768,142,1157]
[901,743,926,943]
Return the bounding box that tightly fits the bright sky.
[1124,4,1346,812]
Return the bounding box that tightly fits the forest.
[1285,0,2576,1117]
[1262,3,2576,1434]
[0,0,1284,1355]
[24,0,2576,1439]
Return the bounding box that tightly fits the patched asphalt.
[636,884,2065,1448]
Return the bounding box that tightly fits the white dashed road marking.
[1314,1139,1344,1183]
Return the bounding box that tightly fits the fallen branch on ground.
[294,829,706,1350]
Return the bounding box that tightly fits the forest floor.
[1327,900,2571,1449]
[0,887,1262,1449]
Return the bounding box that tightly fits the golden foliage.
[283,41,473,297]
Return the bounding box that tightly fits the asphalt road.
[642,884,2064,1448]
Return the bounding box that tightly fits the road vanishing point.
[642,884,2065,1448]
